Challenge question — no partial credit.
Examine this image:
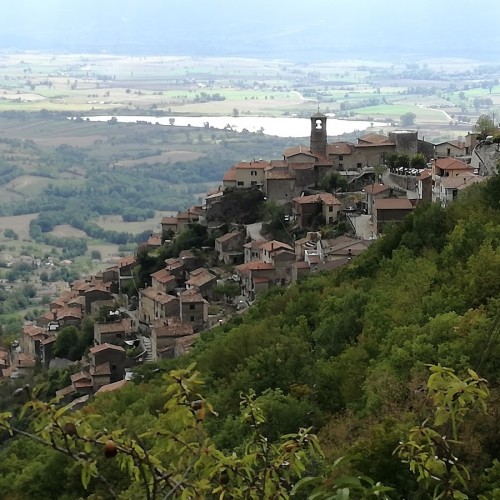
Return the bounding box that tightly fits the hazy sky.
[2,0,500,60]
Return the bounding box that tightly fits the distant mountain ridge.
[3,0,500,61]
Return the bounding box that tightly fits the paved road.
[349,214,376,240]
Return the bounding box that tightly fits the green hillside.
[3,175,500,498]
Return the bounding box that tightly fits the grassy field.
[0,214,39,240]
[92,212,175,234]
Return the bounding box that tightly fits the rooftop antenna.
[317,101,320,113]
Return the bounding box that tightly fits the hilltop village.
[2,113,499,401]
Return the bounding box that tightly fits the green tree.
[400,112,417,126]
[0,365,325,499]
[474,114,496,138]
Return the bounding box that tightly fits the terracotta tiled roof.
[434,157,472,171]
[418,168,432,181]
[117,255,136,269]
[179,289,207,303]
[23,325,44,337]
[436,140,465,148]
[235,160,269,170]
[326,142,354,155]
[41,336,56,345]
[440,174,485,190]
[94,319,133,335]
[374,198,413,210]
[151,268,176,284]
[71,371,91,383]
[161,216,178,225]
[154,322,194,338]
[216,231,242,244]
[223,168,237,181]
[243,239,268,249]
[260,240,294,253]
[147,234,162,246]
[283,145,315,158]
[293,193,341,205]
[141,288,178,305]
[165,258,183,270]
[90,343,125,354]
[357,133,391,144]
[269,159,287,168]
[266,170,295,180]
[56,307,82,320]
[96,379,128,393]
[186,269,216,288]
[363,183,391,195]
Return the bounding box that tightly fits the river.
[78,115,386,138]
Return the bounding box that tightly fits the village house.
[151,268,177,293]
[435,172,486,207]
[165,257,186,284]
[235,261,276,299]
[362,183,392,215]
[243,239,268,263]
[294,232,322,262]
[417,168,433,203]
[179,288,208,331]
[150,318,197,361]
[434,140,466,159]
[185,268,217,299]
[145,233,162,249]
[89,343,128,389]
[373,198,414,234]
[431,157,475,179]
[321,234,371,265]
[179,249,203,273]
[215,230,245,264]
[94,317,135,345]
[83,284,113,315]
[292,192,341,228]
[160,206,203,235]
[20,324,46,358]
[139,287,180,324]
[431,157,476,203]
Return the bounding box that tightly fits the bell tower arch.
[310,112,327,156]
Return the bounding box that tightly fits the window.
[357,162,362,168]
[190,316,195,322]
[116,333,122,339]
[328,206,333,212]
[339,163,343,168]
[339,155,343,161]
[251,170,257,176]
[447,148,451,155]
[237,181,244,186]
[190,304,195,310]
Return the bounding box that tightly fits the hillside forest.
[2,166,500,498]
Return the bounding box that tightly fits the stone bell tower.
[310,112,327,156]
